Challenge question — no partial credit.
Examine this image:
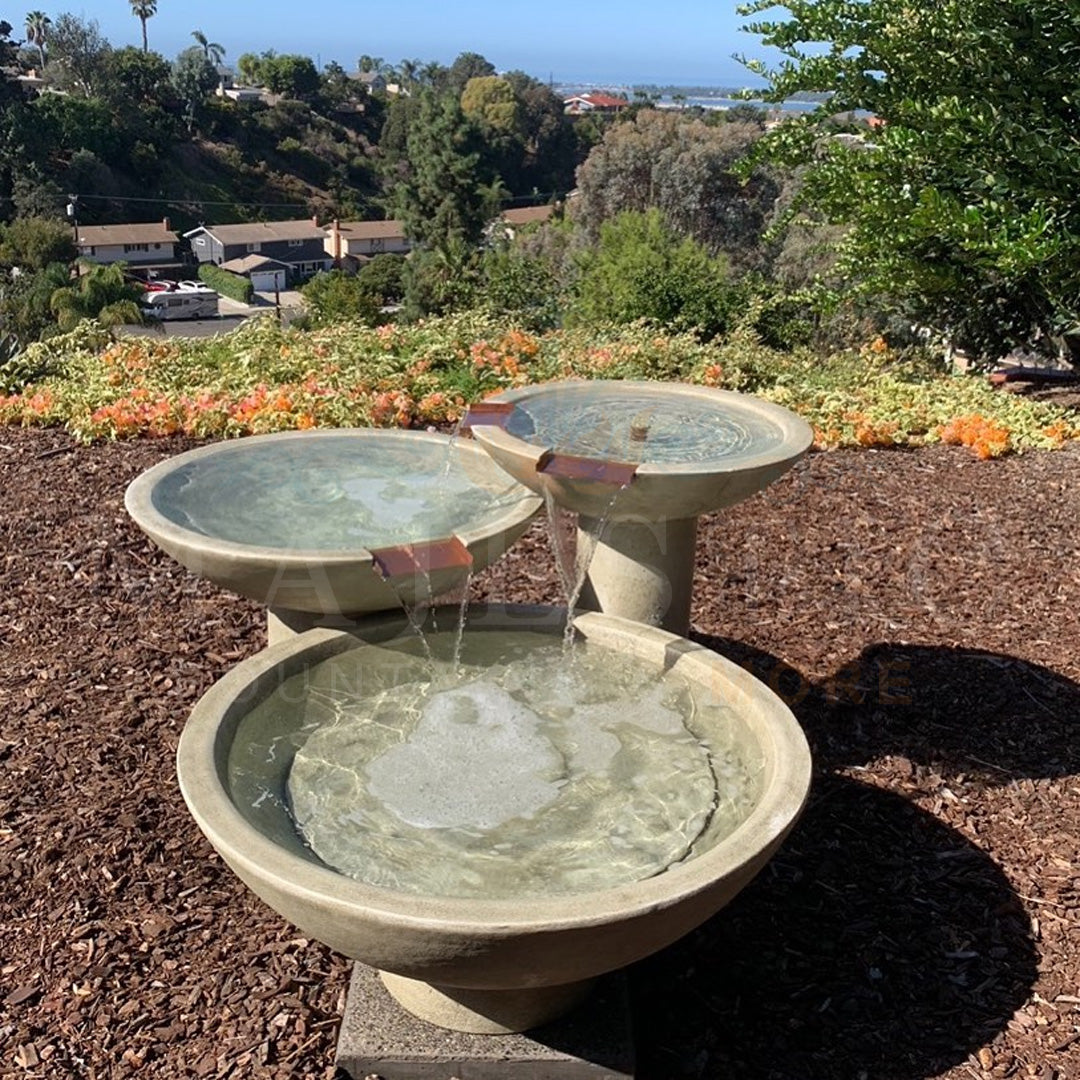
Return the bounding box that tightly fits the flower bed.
[1,315,1076,457]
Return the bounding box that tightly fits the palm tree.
[191,29,225,67]
[24,11,50,70]
[50,264,145,332]
[129,0,157,53]
[397,57,421,90]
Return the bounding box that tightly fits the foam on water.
[227,633,764,900]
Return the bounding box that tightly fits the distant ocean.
[659,95,820,112]
[555,83,824,113]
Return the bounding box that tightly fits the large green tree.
[574,109,776,270]
[47,14,111,97]
[0,216,75,270]
[568,208,737,337]
[171,45,218,132]
[259,53,320,99]
[444,51,495,96]
[391,90,500,250]
[740,0,1080,359]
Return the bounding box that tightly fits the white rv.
[141,287,219,321]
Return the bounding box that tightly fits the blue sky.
[62,1,774,86]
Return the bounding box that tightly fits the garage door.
[251,269,287,292]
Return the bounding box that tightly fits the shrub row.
[197,263,254,304]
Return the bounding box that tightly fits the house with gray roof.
[183,219,332,283]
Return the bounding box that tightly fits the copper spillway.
[460,402,515,431]
[369,536,474,581]
[537,451,639,487]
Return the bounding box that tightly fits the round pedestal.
[379,971,595,1034]
[577,516,698,636]
[267,607,369,646]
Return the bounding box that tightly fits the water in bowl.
[227,632,764,900]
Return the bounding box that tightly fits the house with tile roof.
[563,93,628,115]
[488,204,557,243]
[184,218,332,283]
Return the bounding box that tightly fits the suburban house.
[350,71,387,94]
[183,219,332,283]
[502,205,555,228]
[214,71,271,104]
[563,93,628,115]
[216,83,269,104]
[217,254,292,293]
[489,205,556,244]
[75,219,180,269]
[325,219,412,267]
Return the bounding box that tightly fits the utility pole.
[66,194,79,242]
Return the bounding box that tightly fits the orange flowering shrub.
[938,414,1012,459]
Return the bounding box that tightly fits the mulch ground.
[1,426,1078,1080]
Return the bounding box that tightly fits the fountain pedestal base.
[336,964,635,1079]
[577,516,698,636]
[267,607,365,646]
[380,972,595,1035]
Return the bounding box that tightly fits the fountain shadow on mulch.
[622,638,1063,1079]
[696,636,1080,780]
[631,775,1035,1080]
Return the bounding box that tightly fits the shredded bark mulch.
[1,426,1078,1079]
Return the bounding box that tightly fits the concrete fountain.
[124,427,541,643]
[177,605,810,1075]
[467,380,814,634]
[125,387,815,1077]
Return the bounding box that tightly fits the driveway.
[117,316,249,340]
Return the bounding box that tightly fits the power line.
[69,192,308,210]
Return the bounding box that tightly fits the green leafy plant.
[198,263,254,303]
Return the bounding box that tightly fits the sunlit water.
[227,632,763,900]
[506,389,786,465]
[151,434,530,551]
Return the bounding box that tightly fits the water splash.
[542,483,629,652]
[451,569,473,677]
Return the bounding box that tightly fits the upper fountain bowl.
[468,380,813,521]
[124,429,541,614]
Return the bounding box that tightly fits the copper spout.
[370,536,473,580]
[537,452,638,487]
[461,402,515,431]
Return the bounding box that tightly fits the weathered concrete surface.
[336,964,634,1079]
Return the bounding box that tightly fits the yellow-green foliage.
[0,316,1076,457]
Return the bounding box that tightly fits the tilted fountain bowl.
[468,381,814,634]
[124,429,541,641]
[176,604,811,1035]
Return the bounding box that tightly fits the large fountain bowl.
[469,380,814,521]
[124,429,541,615]
[176,605,811,1033]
